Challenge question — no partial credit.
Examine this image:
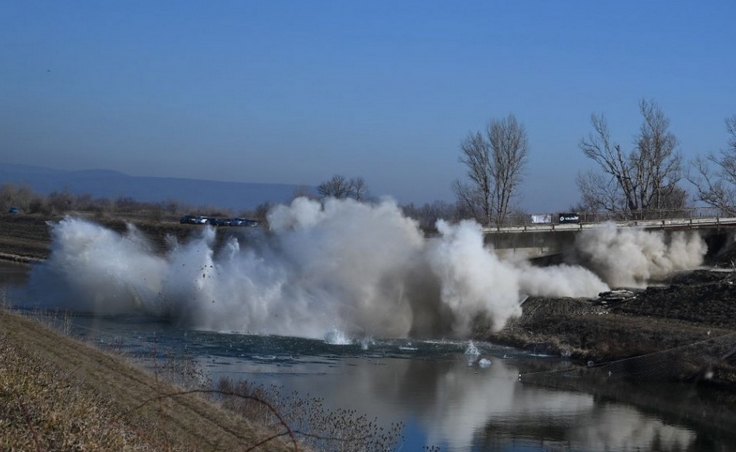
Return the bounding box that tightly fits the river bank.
[0,308,295,451]
[483,268,736,388]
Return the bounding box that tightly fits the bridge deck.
[483,217,736,234]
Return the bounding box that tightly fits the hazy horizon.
[2,2,735,212]
[0,163,305,211]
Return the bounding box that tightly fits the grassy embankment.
[0,307,297,451]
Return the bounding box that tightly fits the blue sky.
[1,1,735,212]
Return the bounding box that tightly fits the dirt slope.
[486,269,736,387]
[0,308,295,451]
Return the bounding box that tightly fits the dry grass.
[0,308,295,452]
[213,379,404,452]
[0,331,156,451]
[1,307,407,452]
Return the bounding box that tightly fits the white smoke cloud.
[427,220,521,334]
[34,219,168,315]
[571,223,707,288]
[30,199,705,339]
[516,262,609,299]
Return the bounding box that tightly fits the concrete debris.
[597,289,637,303]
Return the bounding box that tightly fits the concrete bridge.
[484,215,736,261]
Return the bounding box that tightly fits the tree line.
[4,100,736,229]
[317,99,736,228]
[452,99,736,225]
[0,184,272,223]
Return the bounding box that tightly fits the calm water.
[1,262,734,451]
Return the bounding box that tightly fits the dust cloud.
[29,198,705,339]
[570,222,706,288]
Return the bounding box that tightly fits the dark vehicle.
[231,217,259,227]
[558,213,580,224]
[181,215,223,225]
[8,207,19,214]
[205,217,233,226]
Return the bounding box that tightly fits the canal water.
[1,261,734,451]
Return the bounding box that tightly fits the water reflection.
[568,405,694,451]
[0,262,29,304]
[208,348,698,451]
[0,262,29,286]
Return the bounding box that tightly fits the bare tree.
[254,201,273,225]
[488,115,529,225]
[291,185,318,200]
[317,175,353,199]
[575,170,626,213]
[0,183,16,211]
[0,182,37,212]
[161,198,183,215]
[452,179,484,223]
[454,132,492,225]
[114,196,139,213]
[577,99,683,218]
[402,200,458,232]
[317,175,371,201]
[688,115,736,214]
[47,189,75,214]
[350,177,369,201]
[453,114,528,226]
[636,99,682,210]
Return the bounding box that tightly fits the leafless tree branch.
[577,99,684,217]
[128,388,299,451]
[488,114,528,225]
[687,115,736,215]
[317,175,371,201]
[454,115,528,226]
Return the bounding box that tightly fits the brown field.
[0,212,257,263]
[0,214,55,262]
[0,212,200,262]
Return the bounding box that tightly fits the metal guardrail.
[483,213,736,234]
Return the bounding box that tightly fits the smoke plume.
[29,198,704,339]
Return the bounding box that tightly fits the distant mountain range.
[0,164,309,211]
